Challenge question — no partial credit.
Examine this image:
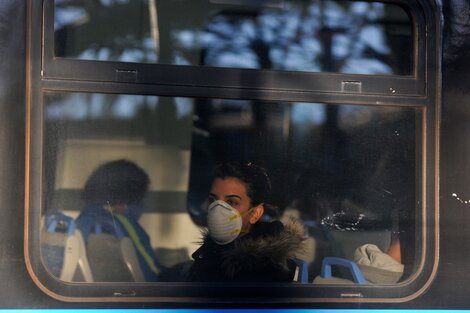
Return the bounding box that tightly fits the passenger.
[75,159,161,281]
[187,161,306,282]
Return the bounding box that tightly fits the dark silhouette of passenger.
[76,159,161,281]
[283,168,341,278]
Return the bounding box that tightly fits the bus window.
[188,98,421,283]
[42,91,421,284]
[54,0,413,75]
[43,92,197,282]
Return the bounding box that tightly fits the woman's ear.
[249,204,265,224]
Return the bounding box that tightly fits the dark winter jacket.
[187,219,306,282]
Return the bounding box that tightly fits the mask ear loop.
[228,205,256,221]
[104,201,114,212]
[103,201,121,236]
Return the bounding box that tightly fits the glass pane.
[54,0,413,75]
[42,92,195,282]
[42,91,420,284]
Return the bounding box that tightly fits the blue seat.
[320,256,366,284]
[42,211,93,282]
[294,258,309,283]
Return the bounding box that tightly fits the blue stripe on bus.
[0,309,470,313]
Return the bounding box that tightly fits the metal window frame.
[42,0,425,96]
[25,0,440,304]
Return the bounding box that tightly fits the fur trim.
[220,218,306,279]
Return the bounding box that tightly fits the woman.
[187,161,306,282]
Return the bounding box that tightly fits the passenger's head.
[82,159,150,207]
[208,161,271,233]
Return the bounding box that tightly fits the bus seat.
[293,258,309,283]
[41,212,93,282]
[120,236,145,282]
[313,256,366,285]
[73,229,94,282]
[86,223,145,282]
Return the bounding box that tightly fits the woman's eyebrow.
[208,193,242,200]
[225,195,242,200]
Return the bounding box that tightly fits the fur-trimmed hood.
[190,218,306,282]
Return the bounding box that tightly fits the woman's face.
[208,177,254,232]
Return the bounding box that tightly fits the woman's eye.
[207,196,216,205]
[227,200,239,207]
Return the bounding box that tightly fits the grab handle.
[321,257,366,284]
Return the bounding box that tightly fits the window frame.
[42,0,425,96]
[25,0,440,303]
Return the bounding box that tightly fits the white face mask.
[206,200,244,245]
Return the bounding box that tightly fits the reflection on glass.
[42,91,420,283]
[42,92,195,282]
[54,0,412,75]
[54,0,158,63]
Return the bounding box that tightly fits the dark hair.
[213,161,271,207]
[82,159,150,205]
